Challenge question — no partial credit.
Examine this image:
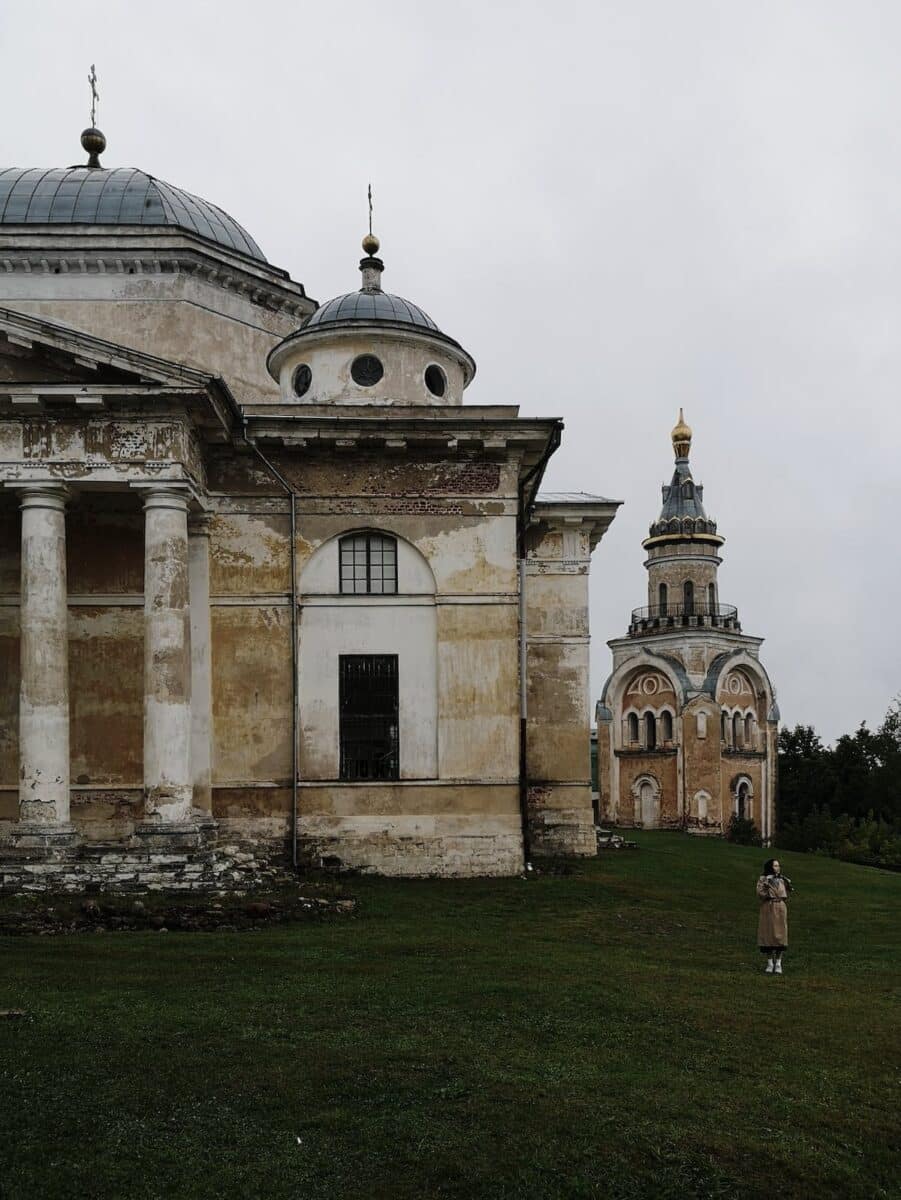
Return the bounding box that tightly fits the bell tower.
[637,411,734,632]
[596,412,779,843]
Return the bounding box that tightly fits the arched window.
[721,711,729,744]
[732,712,742,748]
[644,712,657,751]
[737,781,750,820]
[627,712,639,744]
[683,580,694,615]
[658,582,668,615]
[707,582,716,613]
[339,533,397,595]
[661,711,673,742]
[745,713,755,748]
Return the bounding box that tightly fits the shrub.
[725,814,762,846]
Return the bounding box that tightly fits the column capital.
[131,482,193,513]
[6,481,69,512]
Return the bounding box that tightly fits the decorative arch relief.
[626,672,674,699]
[722,669,756,700]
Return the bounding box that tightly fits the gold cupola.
[671,408,692,460]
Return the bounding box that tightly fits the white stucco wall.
[298,534,438,780]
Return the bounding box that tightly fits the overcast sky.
[4,0,900,742]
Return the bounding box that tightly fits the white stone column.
[17,483,72,833]
[188,513,213,813]
[141,486,193,824]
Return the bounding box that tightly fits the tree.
[776,699,901,867]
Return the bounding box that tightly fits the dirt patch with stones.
[0,886,357,936]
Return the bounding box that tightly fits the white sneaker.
[774,960,783,974]
[765,960,774,973]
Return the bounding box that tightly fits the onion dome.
[0,127,266,262]
[671,407,692,459]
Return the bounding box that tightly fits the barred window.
[339,654,399,781]
[339,533,398,595]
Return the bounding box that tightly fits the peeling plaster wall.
[523,523,596,857]
[210,604,293,785]
[294,783,522,877]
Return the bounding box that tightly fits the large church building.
[596,413,778,839]
[0,127,620,888]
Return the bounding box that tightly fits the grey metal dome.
[0,167,265,261]
[300,289,440,333]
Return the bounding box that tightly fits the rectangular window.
[339,654,399,781]
[339,534,397,595]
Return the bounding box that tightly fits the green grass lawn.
[1,833,899,1200]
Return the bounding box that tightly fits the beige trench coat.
[756,875,789,948]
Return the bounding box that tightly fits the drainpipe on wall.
[241,418,300,871]
[516,422,563,871]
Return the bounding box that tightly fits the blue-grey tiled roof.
[300,289,440,332]
[658,462,709,522]
[0,167,265,261]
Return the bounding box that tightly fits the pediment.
[0,306,223,393]
[0,307,236,435]
[0,335,134,385]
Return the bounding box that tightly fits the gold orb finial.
[81,126,106,168]
[362,232,380,256]
[671,408,692,458]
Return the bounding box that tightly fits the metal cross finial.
[368,182,373,236]
[88,64,99,126]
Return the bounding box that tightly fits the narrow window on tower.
[339,655,399,781]
[627,712,639,744]
[339,533,398,595]
[708,582,716,613]
[644,712,657,750]
[683,580,695,615]
[658,582,668,615]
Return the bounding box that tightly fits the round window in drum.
[424,364,446,397]
[293,364,312,397]
[351,354,384,387]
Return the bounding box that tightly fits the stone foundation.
[527,783,597,858]
[0,822,292,894]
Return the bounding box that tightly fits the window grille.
[339,533,398,595]
[339,654,399,781]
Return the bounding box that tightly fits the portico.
[4,477,213,840]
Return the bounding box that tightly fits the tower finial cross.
[368,182,373,236]
[88,64,99,126]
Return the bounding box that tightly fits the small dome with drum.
[267,227,476,406]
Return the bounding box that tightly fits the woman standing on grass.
[757,858,792,973]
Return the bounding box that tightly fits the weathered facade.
[596,413,778,839]
[0,135,619,888]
